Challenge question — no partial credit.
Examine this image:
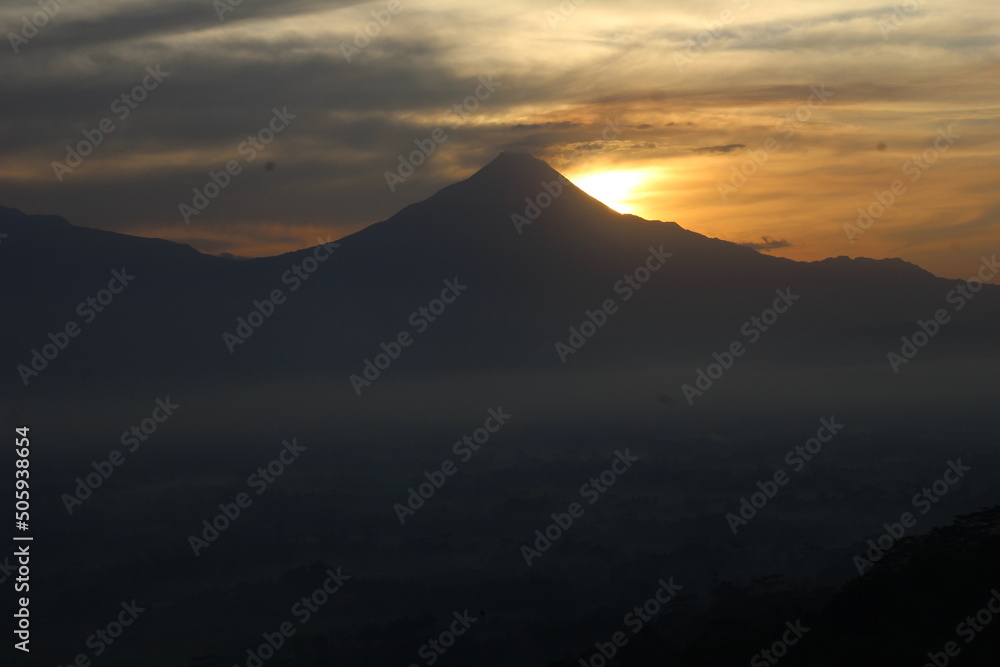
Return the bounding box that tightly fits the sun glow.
[570,169,653,215]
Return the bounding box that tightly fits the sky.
[1,0,999,279]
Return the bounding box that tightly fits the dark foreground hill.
[556,505,1000,667]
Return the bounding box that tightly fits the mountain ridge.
[2,153,999,396]
[0,153,952,283]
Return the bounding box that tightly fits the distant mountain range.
[3,152,999,400]
[4,152,999,667]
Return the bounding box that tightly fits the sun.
[570,169,651,215]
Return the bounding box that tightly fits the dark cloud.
[694,143,746,154]
[740,236,792,252]
[6,0,365,53]
[509,121,581,130]
[0,0,996,266]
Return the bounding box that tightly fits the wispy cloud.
[740,236,792,252]
[0,0,997,277]
[694,143,746,154]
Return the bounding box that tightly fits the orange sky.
[2,0,998,279]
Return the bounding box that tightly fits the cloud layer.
[1,0,998,277]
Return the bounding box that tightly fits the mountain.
[4,153,999,667]
[2,152,999,403]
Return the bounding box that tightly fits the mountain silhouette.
[2,153,999,397]
[4,154,999,667]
